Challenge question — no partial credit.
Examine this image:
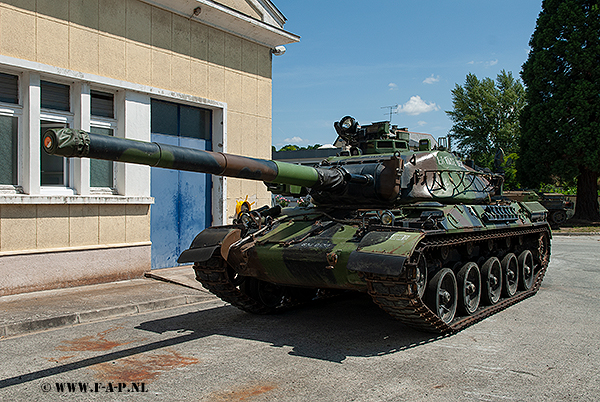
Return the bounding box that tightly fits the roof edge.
[140,0,300,48]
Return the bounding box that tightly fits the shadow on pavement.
[0,293,446,389]
[136,292,447,362]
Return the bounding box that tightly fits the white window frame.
[39,97,75,195]
[0,100,23,194]
[38,77,75,195]
[0,57,228,215]
[89,88,118,194]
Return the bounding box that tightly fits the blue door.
[150,100,212,269]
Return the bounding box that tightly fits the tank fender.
[177,226,242,263]
[347,231,424,276]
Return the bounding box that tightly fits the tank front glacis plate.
[250,218,364,290]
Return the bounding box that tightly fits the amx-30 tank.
[42,116,551,334]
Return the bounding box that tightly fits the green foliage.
[519,0,600,219]
[539,181,578,196]
[278,144,300,152]
[274,194,290,207]
[446,70,526,170]
[519,0,600,184]
[502,153,521,190]
[276,144,324,152]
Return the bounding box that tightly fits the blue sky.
[271,1,543,148]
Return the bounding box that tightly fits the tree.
[446,70,526,170]
[277,144,300,151]
[519,0,600,221]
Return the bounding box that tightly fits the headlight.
[339,116,358,133]
[240,212,252,227]
[380,210,395,225]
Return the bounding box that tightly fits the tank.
[42,116,551,334]
[504,190,573,227]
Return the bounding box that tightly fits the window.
[0,72,19,186]
[40,120,69,185]
[0,73,19,104]
[90,90,116,189]
[151,99,211,140]
[40,80,72,187]
[41,80,70,111]
[0,115,18,185]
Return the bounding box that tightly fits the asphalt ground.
[0,235,598,401]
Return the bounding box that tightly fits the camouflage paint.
[43,128,501,207]
[42,128,319,187]
[238,213,364,289]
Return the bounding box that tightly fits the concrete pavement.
[0,266,217,339]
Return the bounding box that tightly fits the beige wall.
[0,0,276,293]
[0,204,150,252]
[0,0,274,228]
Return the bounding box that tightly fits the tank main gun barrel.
[42,128,342,189]
[43,123,499,207]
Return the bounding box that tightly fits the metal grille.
[91,90,114,118]
[41,81,70,111]
[0,73,18,104]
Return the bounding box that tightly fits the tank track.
[193,257,278,314]
[193,257,329,314]
[363,226,551,334]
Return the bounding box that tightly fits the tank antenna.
[381,104,398,123]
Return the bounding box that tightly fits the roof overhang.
[140,0,300,48]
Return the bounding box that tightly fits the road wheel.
[501,253,518,297]
[481,257,502,305]
[427,268,457,324]
[518,250,534,290]
[457,262,481,315]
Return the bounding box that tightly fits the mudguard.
[347,231,424,276]
[177,226,242,263]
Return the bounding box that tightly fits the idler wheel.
[501,253,519,297]
[427,268,457,324]
[481,257,502,305]
[518,250,535,290]
[457,262,481,315]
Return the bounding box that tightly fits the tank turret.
[42,115,550,334]
[43,116,499,208]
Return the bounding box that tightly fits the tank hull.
[189,200,551,333]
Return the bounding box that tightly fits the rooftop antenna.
[381,104,398,123]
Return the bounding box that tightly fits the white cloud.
[388,82,398,91]
[423,74,440,84]
[283,136,305,144]
[469,59,499,67]
[396,96,440,116]
[417,121,427,127]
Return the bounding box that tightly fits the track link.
[364,226,551,334]
[193,257,277,314]
[193,257,331,314]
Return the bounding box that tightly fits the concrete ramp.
[145,265,208,292]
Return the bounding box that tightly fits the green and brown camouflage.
[42,116,551,334]
[43,124,499,207]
